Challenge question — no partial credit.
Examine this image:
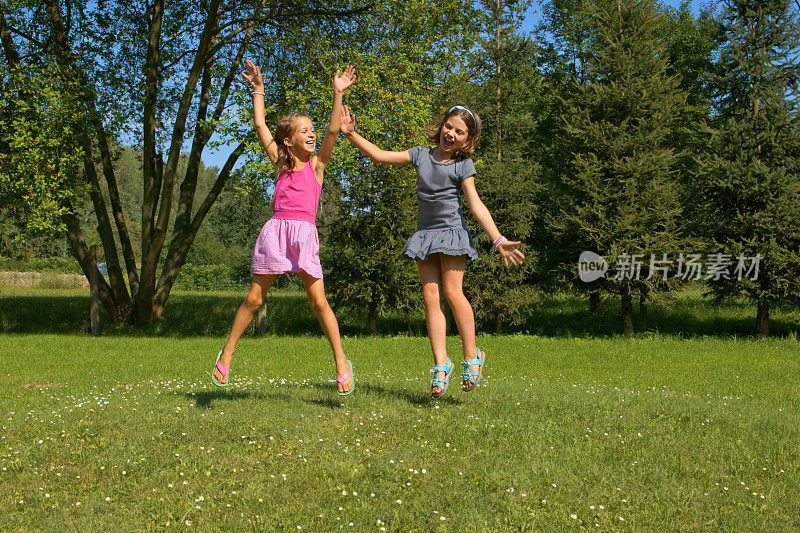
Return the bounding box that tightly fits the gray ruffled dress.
[401,146,479,261]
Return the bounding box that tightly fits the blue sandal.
[430,358,455,398]
[461,348,486,392]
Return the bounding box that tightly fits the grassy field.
[1,332,799,530]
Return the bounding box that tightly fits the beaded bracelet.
[493,236,507,249]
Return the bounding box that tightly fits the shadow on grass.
[2,288,798,339]
[358,382,461,406]
[182,382,460,410]
[187,389,294,410]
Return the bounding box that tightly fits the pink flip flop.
[336,360,355,396]
[211,350,230,388]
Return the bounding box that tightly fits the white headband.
[448,105,477,124]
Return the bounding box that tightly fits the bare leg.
[214,273,277,384]
[418,255,450,395]
[439,255,479,390]
[297,271,352,394]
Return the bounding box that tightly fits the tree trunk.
[46,0,133,322]
[368,300,378,335]
[621,288,634,336]
[589,290,600,313]
[496,0,502,163]
[89,246,100,336]
[257,302,267,336]
[152,34,251,317]
[756,299,769,336]
[495,310,503,334]
[639,286,648,332]
[138,0,223,326]
[81,144,132,317]
[0,12,20,66]
[152,143,246,317]
[62,211,121,322]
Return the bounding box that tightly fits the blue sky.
[200,0,711,170]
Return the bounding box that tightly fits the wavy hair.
[424,104,482,161]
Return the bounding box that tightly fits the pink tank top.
[271,159,321,224]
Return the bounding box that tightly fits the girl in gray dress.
[340,104,524,397]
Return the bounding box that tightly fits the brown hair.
[424,104,482,161]
[274,112,312,173]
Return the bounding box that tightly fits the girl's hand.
[497,240,525,267]
[333,65,356,93]
[340,105,355,135]
[241,59,264,91]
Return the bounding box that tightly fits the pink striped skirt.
[250,218,323,279]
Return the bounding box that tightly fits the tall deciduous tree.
[0,1,368,325]
[692,0,800,335]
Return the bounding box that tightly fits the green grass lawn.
[1,333,798,530]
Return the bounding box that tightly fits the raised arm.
[316,65,356,169]
[340,105,411,165]
[241,60,278,164]
[461,176,525,267]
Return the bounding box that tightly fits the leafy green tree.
[536,0,609,313]
[555,0,690,335]
[0,57,89,264]
[662,1,721,128]
[0,65,87,235]
[269,0,476,334]
[1,0,369,325]
[692,0,800,335]
[536,0,595,83]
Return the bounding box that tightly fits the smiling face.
[438,114,470,157]
[283,116,316,157]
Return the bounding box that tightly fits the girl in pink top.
[211,60,355,396]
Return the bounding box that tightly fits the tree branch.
[62,210,121,321]
[45,0,132,318]
[141,0,164,268]
[0,11,21,66]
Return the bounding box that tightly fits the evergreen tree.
[692,0,800,335]
[458,0,542,333]
[556,0,690,334]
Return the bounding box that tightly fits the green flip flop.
[211,350,230,388]
[336,360,355,396]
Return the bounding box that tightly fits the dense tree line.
[1,0,798,335]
